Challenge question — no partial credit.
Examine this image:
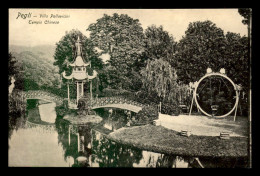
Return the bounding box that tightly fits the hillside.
[9,45,56,61]
[11,50,61,91]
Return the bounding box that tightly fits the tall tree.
[224,32,249,90]
[54,29,104,96]
[8,52,25,91]
[238,8,252,26]
[144,25,176,64]
[140,58,178,104]
[87,13,145,90]
[175,20,227,84]
[8,53,18,86]
[238,8,251,93]
[54,29,103,76]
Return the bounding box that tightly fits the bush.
[161,103,180,116]
[135,105,159,125]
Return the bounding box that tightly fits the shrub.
[135,105,159,125]
[161,103,180,116]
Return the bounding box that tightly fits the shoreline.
[61,113,248,159]
[105,124,248,158]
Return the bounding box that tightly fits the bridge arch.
[90,97,143,113]
[23,90,64,106]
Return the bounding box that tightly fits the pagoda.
[62,36,97,107]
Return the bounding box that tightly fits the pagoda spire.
[75,35,82,57]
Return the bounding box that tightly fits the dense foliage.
[238,8,251,26]
[9,12,249,118]
[135,105,159,124]
[87,13,145,91]
[175,21,227,84]
[143,25,176,64]
[54,29,103,75]
[140,58,178,104]
[53,29,104,98]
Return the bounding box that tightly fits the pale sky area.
[9,9,247,61]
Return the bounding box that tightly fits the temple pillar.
[67,83,70,104]
[90,80,92,105]
[76,81,79,105]
[82,82,84,97]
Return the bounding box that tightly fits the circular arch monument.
[189,68,241,120]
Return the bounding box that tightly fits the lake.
[8,102,247,167]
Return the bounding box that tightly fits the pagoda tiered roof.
[69,56,90,67]
[62,35,98,81]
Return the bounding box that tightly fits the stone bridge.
[23,90,65,106]
[90,97,144,113]
[23,90,144,113]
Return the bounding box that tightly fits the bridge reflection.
[56,120,218,168]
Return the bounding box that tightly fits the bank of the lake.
[107,124,248,158]
[63,114,103,125]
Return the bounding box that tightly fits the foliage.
[140,58,178,104]
[54,29,103,75]
[175,21,249,113]
[135,105,159,124]
[175,21,227,84]
[238,8,252,26]
[87,13,145,90]
[8,89,27,139]
[54,29,104,98]
[8,53,18,86]
[224,32,249,91]
[11,51,61,91]
[144,25,176,64]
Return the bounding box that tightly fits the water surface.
[8,102,247,167]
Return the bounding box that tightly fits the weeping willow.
[140,58,179,104]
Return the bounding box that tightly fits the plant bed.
[92,123,113,135]
[107,124,248,158]
[63,114,103,125]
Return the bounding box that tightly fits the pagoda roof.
[69,56,90,67]
[62,70,98,80]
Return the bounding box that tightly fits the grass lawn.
[156,114,248,137]
[107,124,248,158]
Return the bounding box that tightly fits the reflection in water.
[8,103,248,167]
[95,108,129,131]
[8,121,71,167]
[38,102,56,123]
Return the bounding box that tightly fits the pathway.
[154,114,248,137]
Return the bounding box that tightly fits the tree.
[144,25,176,63]
[238,8,251,94]
[54,29,103,76]
[238,8,252,26]
[87,13,145,90]
[54,29,104,97]
[175,20,227,84]
[8,53,18,86]
[140,58,178,105]
[224,32,249,90]
[8,52,25,91]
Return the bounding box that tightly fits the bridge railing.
[91,96,145,108]
[23,90,64,105]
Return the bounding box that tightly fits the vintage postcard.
[8,8,251,168]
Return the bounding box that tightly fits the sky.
[9,9,248,62]
[9,9,247,46]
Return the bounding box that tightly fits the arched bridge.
[23,90,144,113]
[23,90,65,106]
[90,97,144,113]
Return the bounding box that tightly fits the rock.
[76,156,87,162]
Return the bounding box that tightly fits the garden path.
[154,114,248,137]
